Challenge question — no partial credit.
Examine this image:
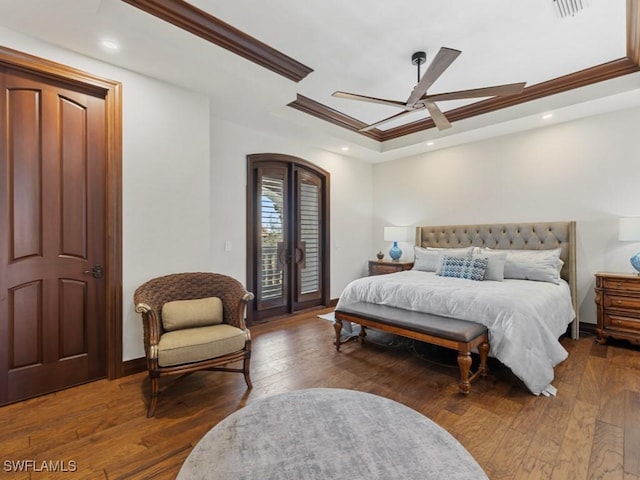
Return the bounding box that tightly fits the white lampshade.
[618,217,640,241]
[384,226,410,242]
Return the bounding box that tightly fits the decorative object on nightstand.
[376,250,384,260]
[383,226,410,261]
[594,272,640,346]
[368,260,413,276]
[619,217,640,274]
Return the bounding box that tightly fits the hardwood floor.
[1,308,640,479]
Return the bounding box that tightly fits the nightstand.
[368,260,413,276]
[594,272,640,346]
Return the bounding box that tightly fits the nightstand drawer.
[603,294,640,310]
[603,312,640,332]
[373,265,403,275]
[595,272,640,346]
[368,260,413,276]
[602,277,640,292]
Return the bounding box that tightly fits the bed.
[335,221,578,395]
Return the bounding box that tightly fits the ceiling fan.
[332,47,526,132]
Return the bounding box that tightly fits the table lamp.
[384,226,410,261]
[618,217,640,274]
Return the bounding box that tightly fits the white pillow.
[473,250,508,281]
[413,246,474,272]
[412,247,440,271]
[489,248,562,284]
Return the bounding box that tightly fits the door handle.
[83,265,104,279]
[295,242,306,268]
[277,242,290,265]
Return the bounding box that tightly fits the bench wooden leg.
[478,341,490,377]
[333,318,343,351]
[458,339,490,393]
[457,351,472,394]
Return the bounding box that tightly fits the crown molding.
[291,0,640,141]
[629,0,640,65]
[287,95,383,141]
[289,58,640,142]
[120,0,313,82]
[122,0,640,141]
[378,57,640,141]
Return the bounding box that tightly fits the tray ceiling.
[1,0,638,162]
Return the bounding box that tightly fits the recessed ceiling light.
[542,113,554,120]
[101,40,120,51]
[340,146,349,152]
[426,141,435,146]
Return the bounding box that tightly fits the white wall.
[121,80,211,359]
[10,23,635,358]
[372,107,640,325]
[1,28,374,361]
[0,28,214,360]
[208,117,374,297]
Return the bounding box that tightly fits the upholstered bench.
[334,302,490,393]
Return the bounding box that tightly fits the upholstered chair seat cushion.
[158,324,248,367]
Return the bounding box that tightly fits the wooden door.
[292,168,323,310]
[254,163,290,318]
[247,154,330,323]
[0,68,107,404]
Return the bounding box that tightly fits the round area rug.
[177,388,488,480]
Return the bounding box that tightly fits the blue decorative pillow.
[438,255,488,281]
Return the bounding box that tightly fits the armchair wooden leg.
[243,355,252,389]
[147,374,160,418]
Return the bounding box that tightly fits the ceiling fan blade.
[424,102,451,130]
[422,82,527,103]
[406,47,461,107]
[359,108,422,132]
[332,91,407,109]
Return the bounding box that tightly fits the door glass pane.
[260,176,284,300]
[299,182,319,294]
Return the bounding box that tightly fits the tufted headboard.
[415,221,578,338]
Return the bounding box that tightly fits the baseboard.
[121,356,146,377]
[579,322,597,336]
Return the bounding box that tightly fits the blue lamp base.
[389,241,402,261]
[631,252,640,274]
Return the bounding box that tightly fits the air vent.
[554,0,588,18]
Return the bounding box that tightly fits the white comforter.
[336,270,576,395]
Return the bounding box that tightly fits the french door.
[247,154,330,323]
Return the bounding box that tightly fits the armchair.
[134,272,254,417]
